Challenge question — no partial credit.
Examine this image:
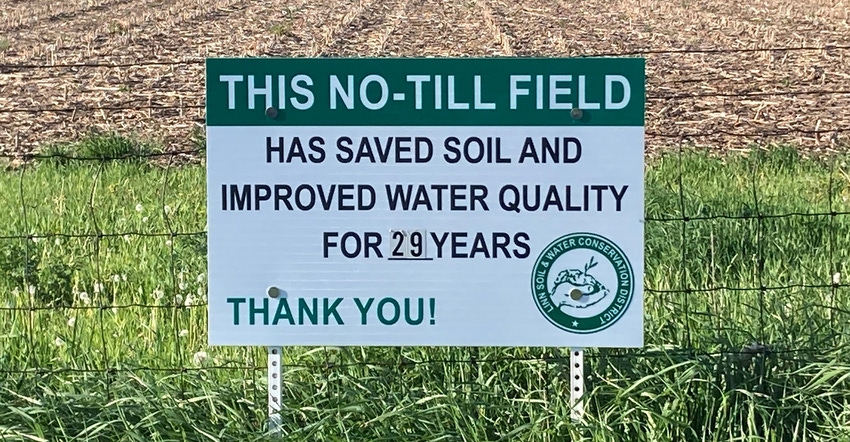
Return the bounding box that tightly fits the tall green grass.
[2,139,850,441]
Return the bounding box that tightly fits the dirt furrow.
[311,0,385,57]
[319,0,411,56]
[0,0,142,34]
[0,66,206,157]
[70,0,252,60]
[483,0,632,56]
[679,0,850,47]
[606,0,850,150]
[472,0,514,56]
[128,0,352,59]
[2,0,850,157]
[1,0,302,66]
[0,0,186,65]
[382,0,506,56]
[480,0,850,152]
[0,0,367,155]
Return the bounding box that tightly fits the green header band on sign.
[205,57,645,127]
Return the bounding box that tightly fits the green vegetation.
[269,22,293,37]
[268,5,305,38]
[38,130,161,162]
[107,22,127,35]
[0,37,10,53]
[2,135,850,441]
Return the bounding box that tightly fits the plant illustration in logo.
[549,256,610,310]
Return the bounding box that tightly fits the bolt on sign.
[205,57,645,347]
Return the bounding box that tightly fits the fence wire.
[2,45,850,437]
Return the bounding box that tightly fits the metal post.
[570,347,584,423]
[268,346,282,436]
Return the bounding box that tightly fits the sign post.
[267,345,282,434]
[570,347,584,422]
[205,57,645,432]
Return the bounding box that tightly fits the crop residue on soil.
[1,0,849,157]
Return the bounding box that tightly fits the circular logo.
[531,232,634,334]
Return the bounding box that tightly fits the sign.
[205,57,645,347]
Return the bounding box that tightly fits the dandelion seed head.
[193,351,208,366]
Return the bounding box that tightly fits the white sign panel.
[205,57,645,347]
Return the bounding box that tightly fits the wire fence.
[2,44,850,438]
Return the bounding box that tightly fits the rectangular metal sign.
[205,57,645,347]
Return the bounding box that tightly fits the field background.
[3,1,850,441]
[2,0,850,156]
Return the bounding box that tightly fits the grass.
[0,37,9,52]
[2,135,850,441]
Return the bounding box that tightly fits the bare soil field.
[1,0,849,158]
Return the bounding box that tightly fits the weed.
[269,5,305,37]
[107,21,126,35]
[0,239,39,289]
[38,142,76,165]
[188,124,206,158]
[36,249,75,307]
[269,21,292,37]
[75,130,160,160]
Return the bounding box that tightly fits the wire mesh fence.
[2,45,850,439]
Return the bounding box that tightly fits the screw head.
[570,288,584,300]
[265,107,278,118]
[267,286,281,298]
[570,108,583,120]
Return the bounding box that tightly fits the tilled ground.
[1,0,849,158]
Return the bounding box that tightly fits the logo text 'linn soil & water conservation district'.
[531,232,634,334]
